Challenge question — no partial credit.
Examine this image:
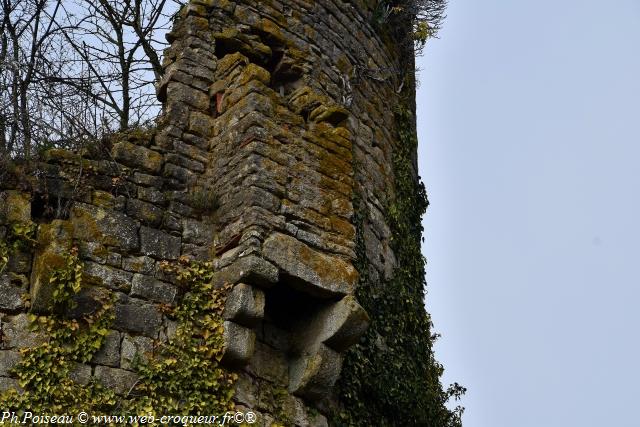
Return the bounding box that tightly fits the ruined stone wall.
[1,1,424,425]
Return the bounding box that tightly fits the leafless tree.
[1,0,65,158]
[56,0,177,132]
[0,0,179,162]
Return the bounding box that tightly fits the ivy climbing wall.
[1,0,457,426]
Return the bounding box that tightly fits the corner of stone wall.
[1,0,423,425]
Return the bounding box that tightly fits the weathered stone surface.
[310,413,329,427]
[131,274,177,304]
[71,203,139,251]
[67,286,111,319]
[234,373,258,407]
[140,226,181,260]
[263,232,357,297]
[94,366,138,395]
[1,313,44,349]
[92,190,117,209]
[114,298,162,338]
[247,341,288,385]
[5,250,31,273]
[30,220,73,313]
[182,218,214,245]
[165,81,209,110]
[289,344,343,401]
[221,320,255,367]
[0,350,20,376]
[121,334,154,370]
[223,283,265,327]
[69,363,92,386]
[0,377,19,393]
[122,256,156,274]
[138,187,167,206]
[83,262,133,292]
[131,172,164,188]
[303,295,370,353]
[78,241,109,264]
[0,191,31,223]
[0,274,23,312]
[112,141,163,173]
[213,255,279,288]
[126,199,164,227]
[91,330,121,367]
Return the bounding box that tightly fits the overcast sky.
[416,1,640,426]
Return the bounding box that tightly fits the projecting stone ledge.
[262,232,357,298]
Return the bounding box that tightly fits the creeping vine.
[0,251,236,424]
[335,106,464,426]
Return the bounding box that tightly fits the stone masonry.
[1,1,413,425]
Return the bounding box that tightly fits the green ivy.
[0,247,118,413]
[335,106,464,426]
[0,221,36,274]
[121,259,237,416]
[0,251,236,424]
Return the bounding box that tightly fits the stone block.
[310,413,329,427]
[221,320,255,367]
[0,350,21,376]
[94,366,138,396]
[83,262,133,292]
[297,295,369,353]
[212,255,279,288]
[1,313,44,349]
[188,111,216,138]
[165,81,209,111]
[257,322,290,352]
[114,298,162,338]
[165,153,204,174]
[263,232,357,297]
[140,226,181,260]
[126,199,163,227]
[91,330,121,367]
[163,163,195,185]
[131,274,177,304]
[138,187,167,205]
[289,344,343,401]
[131,172,164,188]
[91,190,117,209]
[247,341,288,385]
[182,218,214,245]
[121,334,154,370]
[233,373,258,407]
[77,241,109,264]
[0,274,24,312]
[67,286,111,320]
[30,220,73,313]
[0,376,19,393]
[70,203,139,252]
[0,191,31,223]
[181,243,211,259]
[122,256,156,275]
[163,213,183,232]
[69,363,92,386]
[223,283,265,327]
[5,250,31,273]
[112,141,163,174]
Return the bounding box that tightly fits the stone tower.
[1,1,457,425]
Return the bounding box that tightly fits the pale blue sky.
[416,1,640,426]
